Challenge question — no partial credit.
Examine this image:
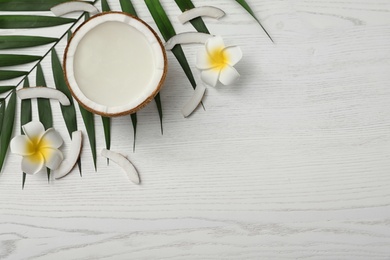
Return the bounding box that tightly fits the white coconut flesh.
[51,1,99,17]
[165,32,213,50]
[64,13,166,116]
[17,87,70,106]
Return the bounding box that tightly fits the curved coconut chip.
[101,148,140,184]
[165,32,213,50]
[181,84,206,118]
[55,130,83,179]
[51,1,99,17]
[178,6,225,24]
[17,87,71,106]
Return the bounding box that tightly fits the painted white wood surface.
[1,0,390,259]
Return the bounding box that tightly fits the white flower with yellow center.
[196,36,243,87]
[10,121,64,175]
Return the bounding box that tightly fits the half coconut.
[64,12,167,117]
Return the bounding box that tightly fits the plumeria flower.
[196,36,243,87]
[10,121,64,175]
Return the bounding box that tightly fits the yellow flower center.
[25,136,50,162]
[208,47,229,71]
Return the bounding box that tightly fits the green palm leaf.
[101,0,111,12]
[20,78,32,188]
[0,15,76,29]
[130,113,137,151]
[0,54,41,67]
[20,78,32,136]
[120,0,137,16]
[102,116,111,164]
[234,0,273,42]
[79,106,97,170]
[51,49,82,175]
[154,93,163,134]
[0,100,5,131]
[22,173,26,189]
[36,64,53,130]
[174,0,209,34]
[51,50,78,137]
[0,86,16,94]
[145,0,197,89]
[0,0,92,11]
[36,64,53,182]
[0,36,58,50]
[0,90,16,173]
[0,70,27,81]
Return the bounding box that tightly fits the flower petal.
[201,68,220,87]
[22,153,44,175]
[206,36,225,57]
[219,65,240,86]
[223,46,242,66]
[41,148,63,170]
[196,48,214,70]
[10,135,34,156]
[22,121,45,141]
[40,128,63,149]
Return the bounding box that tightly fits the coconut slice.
[64,12,167,117]
[101,148,140,185]
[178,6,225,24]
[181,85,206,118]
[51,1,99,16]
[17,87,70,106]
[55,131,83,180]
[165,32,213,50]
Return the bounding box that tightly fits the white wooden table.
[1,0,390,259]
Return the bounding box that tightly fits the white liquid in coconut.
[73,21,156,107]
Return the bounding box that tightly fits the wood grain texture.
[1,0,390,259]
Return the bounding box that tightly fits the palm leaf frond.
[0,90,16,173]
[0,54,41,67]
[0,99,5,130]
[20,78,32,133]
[102,116,111,164]
[36,64,53,130]
[51,49,78,137]
[0,86,16,94]
[120,0,137,16]
[20,78,32,187]
[130,113,137,152]
[51,49,82,176]
[0,36,58,50]
[79,106,97,170]
[101,0,111,12]
[36,64,53,182]
[0,70,28,81]
[154,93,163,134]
[0,15,76,29]
[0,0,92,11]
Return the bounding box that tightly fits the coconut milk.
[73,21,156,107]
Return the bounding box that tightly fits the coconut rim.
[63,11,168,117]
